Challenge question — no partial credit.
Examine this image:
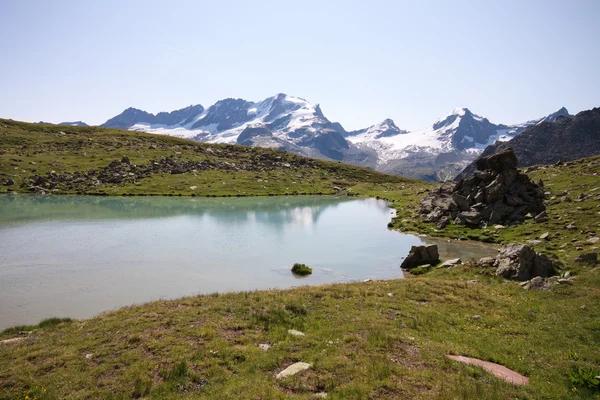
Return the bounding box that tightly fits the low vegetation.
[0,120,599,399]
[291,263,313,276]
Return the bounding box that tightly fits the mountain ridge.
[90,95,576,180]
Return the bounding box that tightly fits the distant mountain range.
[37,120,89,127]
[52,94,579,180]
[456,107,600,180]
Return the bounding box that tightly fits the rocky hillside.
[0,118,407,197]
[456,107,600,180]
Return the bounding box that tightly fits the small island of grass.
[291,263,312,276]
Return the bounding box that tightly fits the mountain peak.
[450,107,471,117]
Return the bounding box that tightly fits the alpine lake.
[0,195,496,330]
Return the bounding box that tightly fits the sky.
[1,0,599,131]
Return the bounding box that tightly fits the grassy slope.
[0,119,414,196]
[1,120,599,399]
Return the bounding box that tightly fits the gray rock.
[3,178,14,186]
[565,224,577,230]
[587,237,600,244]
[288,329,305,337]
[400,245,440,269]
[539,232,549,240]
[276,362,311,379]
[477,257,496,268]
[574,253,597,263]
[439,258,462,268]
[493,244,556,281]
[436,216,450,229]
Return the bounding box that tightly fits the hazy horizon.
[1,0,599,130]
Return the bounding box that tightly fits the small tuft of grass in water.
[291,263,313,276]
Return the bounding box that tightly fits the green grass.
[1,269,599,399]
[0,119,411,197]
[1,119,600,399]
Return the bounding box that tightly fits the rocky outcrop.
[19,148,319,194]
[477,244,555,281]
[420,148,546,228]
[456,107,599,181]
[400,245,439,269]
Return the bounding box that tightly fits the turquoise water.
[0,195,494,330]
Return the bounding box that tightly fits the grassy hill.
[1,120,599,399]
[0,119,416,197]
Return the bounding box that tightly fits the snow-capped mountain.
[99,94,572,181]
[59,121,89,127]
[345,106,572,180]
[102,94,375,164]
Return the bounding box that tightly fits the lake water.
[0,195,496,330]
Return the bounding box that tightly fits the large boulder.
[484,244,555,281]
[419,148,546,228]
[401,245,440,269]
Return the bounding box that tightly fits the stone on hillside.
[587,237,600,244]
[493,244,555,281]
[574,253,597,263]
[4,178,14,186]
[476,244,555,281]
[400,245,439,269]
[436,216,450,229]
[419,148,545,228]
[539,232,549,240]
[477,257,496,268]
[288,329,305,337]
[276,362,311,379]
[438,258,462,268]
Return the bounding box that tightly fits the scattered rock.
[3,178,15,186]
[476,257,496,268]
[314,393,328,399]
[0,337,24,345]
[438,258,462,268]
[587,237,600,244]
[539,232,549,240]
[471,315,482,320]
[400,245,439,269]
[288,329,305,337]
[276,362,311,379]
[189,186,197,190]
[259,344,271,351]
[420,149,546,228]
[478,244,555,281]
[565,224,577,230]
[574,253,597,263]
[527,240,543,245]
[581,305,587,311]
[534,211,549,223]
[85,353,94,359]
[527,276,553,290]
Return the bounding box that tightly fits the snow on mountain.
[59,121,89,127]
[103,94,367,163]
[345,106,572,179]
[100,96,572,181]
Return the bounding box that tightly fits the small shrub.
[291,263,312,276]
[569,365,600,390]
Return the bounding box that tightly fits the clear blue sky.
[1,0,599,130]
